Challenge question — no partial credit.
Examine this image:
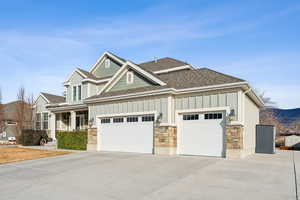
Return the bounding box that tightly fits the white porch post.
[70,111,76,131]
[50,112,56,140]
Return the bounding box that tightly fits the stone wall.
[226,125,244,158]
[154,126,177,155]
[87,128,97,151]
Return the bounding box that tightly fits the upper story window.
[105,59,111,68]
[73,85,82,102]
[126,71,134,84]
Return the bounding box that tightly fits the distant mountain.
[271,108,300,126]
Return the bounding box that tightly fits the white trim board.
[98,61,167,95]
[90,51,126,74]
[153,65,192,74]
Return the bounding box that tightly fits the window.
[78,85,82,101]
[204,113,223,120]
[126,71,134,84]
[113,117,124,123]
[73,86,77,101]
[105,59,110,68]
[36,113,41,130]
[101,118,111,124]
[43,113,49,130]
[183,114,199,121]
[127,116,138,122]
[73,85,82,101]
[142,115,154,122]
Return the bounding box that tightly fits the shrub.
[21,130,48,146]
[56,131,87,150]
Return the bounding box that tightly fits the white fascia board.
[86,82,249,104]
[34,93,50,105]
[82,78,110,84]
[97,61,166,95]
[64,68,87,85]
[128,61,167,86]
[174,82,248,94]
[89,51,126,73]
[153,65,192,74]
[97,62,128,95]
[85,88,174,104]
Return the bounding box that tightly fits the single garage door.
[99,115,154,154]
[179,112,225,157]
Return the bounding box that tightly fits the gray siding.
[89,96,169,123]
[110,70,154,92]
[35,96,48,113]
[89,83,106,97]
[93,57,122,78]
[66,71,86,104]
[175,92,239,120]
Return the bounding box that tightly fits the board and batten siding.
[175,92,239,120]
[89,96,169,123]
[93,57,122,79]
[110,70,154,92]
[65,71,87,104]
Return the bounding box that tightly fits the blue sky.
[0,0,299,108]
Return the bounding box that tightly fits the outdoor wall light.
[228,109,235,121]
[89,118,95,127]
[156,112,163,124]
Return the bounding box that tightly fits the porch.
[55,110,89,131]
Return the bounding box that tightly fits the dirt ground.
[0,147,71,164]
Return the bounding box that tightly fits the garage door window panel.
[101,118,111,124]
[183,114,199,121]
[142,116,154,122]
[127,116,139,122]
[113,117,124,123]
[204,113,223,120]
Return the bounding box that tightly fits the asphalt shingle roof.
[86,67,245,100]
[138,57,188,72]
[77,68,112,81]
[41,93,65,104]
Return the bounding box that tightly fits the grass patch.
[0,147,71,164]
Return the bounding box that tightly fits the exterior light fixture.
[229,109,235,121]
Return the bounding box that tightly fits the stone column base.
[154,126,177,155]
[87,128,97,152]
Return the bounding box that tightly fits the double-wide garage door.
[179,112,225,157]
[99,115,154,154]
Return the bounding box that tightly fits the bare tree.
[255,89,277,108]
[15,86,34,143]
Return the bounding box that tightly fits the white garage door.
[179,112,225,157]
[99,115,154,154]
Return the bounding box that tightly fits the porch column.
[50,112,56,140]
[70,111,76,131]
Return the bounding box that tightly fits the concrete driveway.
[0,150,298,200]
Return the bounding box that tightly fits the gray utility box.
[256,125,276,154]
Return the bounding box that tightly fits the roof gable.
[98,61,166,94]
[89,51,126,78]
[110,69,158,92]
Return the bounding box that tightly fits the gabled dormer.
[64,69,87,104]
[90,51,126,79]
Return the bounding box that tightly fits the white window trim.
[72,84,82,102]
[105,59,111,68]
[126,71,134,84]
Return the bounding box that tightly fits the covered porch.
[47,104,89,140]
[55,110,89,131]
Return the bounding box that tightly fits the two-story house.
[34,51,264,158]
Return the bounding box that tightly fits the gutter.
[84,82,248,104]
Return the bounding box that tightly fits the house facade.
[34,51,264,158]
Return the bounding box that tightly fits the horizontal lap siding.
[175,92,238,120]
[89,97,169,123]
